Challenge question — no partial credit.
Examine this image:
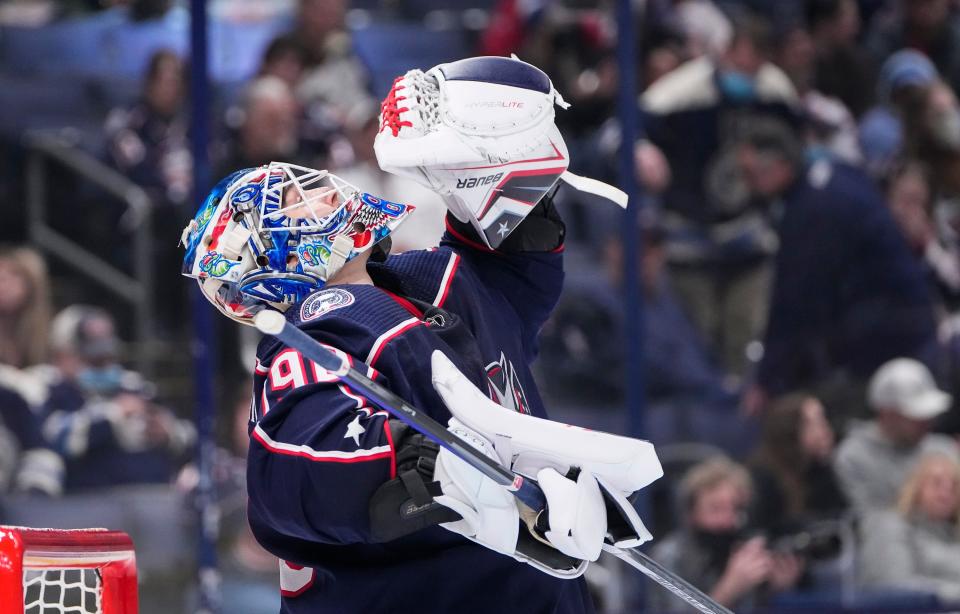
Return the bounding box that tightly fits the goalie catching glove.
[374,56,627,249]
[429,351,661,578]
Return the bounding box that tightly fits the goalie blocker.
[370,351,660,578]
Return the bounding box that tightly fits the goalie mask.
[375,56,626,249]
[181,162,414,325]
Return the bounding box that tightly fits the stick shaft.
[604,545,734,614]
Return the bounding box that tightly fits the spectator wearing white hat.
[834,358,960,513]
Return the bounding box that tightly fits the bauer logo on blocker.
[301,288,355,322]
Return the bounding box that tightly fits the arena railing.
[24,130,155,376]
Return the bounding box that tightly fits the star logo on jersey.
[485,352,531,415]
[344,414,365,447]
[497,221,511,237]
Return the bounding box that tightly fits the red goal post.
[0,526,137,614]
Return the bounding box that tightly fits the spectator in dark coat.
[739,119,939,422]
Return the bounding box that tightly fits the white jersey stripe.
[433,252,460,307]
[365,317,422,365]
[252,424,391,462]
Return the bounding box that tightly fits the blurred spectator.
[639,0,732,62]
[502,6,618,139]
[292,0,371,125]
[774,22,861,164]
[673,0,733,59]
[258,34,309,90]
[638,12,799,375]
[805,0,876,118]
[104,49,191,209]
[329,100,446,252]
[538,222,754,453]
[739,119,938,419]
[0,385,63,497]
[834,358,960,513]
[649,457,803,611]
[105,48,192,332]
[478,0,531,58]
[482,0,622,137]
[41,306,194,493]
[859,49,939,178]
[902,80,960,199]
[867,0,960,95]
[644,44,684,90]
[885,161,960,308]
[749,393,847,535]
[0,246,50,370]
[0,246,54,408]
[219,76,307,176]
[858,452,960,602]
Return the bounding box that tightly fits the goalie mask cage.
[0,526,137,614]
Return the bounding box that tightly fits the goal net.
[0,526,137,614]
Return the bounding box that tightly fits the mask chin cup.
[238,271,323,306]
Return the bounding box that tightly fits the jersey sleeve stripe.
[338,384,366,409]
[251,424,393,463]
[365,317,423,366]
[433,252,461,308]
[382,420,397,479]
[445,218,497,253]
[254,358,270,375]
[382,289,425,318]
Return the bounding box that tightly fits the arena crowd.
[0,0,959,612]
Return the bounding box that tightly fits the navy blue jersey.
[247,221,595,613]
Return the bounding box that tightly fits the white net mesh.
[405,70,441,130]
[23,568,102,614]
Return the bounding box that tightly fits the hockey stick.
[254,310,733,614]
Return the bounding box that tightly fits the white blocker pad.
[430,351,663,496]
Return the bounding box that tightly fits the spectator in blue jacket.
[738,118,938,427]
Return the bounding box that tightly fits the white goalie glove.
[429,351,662,578]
